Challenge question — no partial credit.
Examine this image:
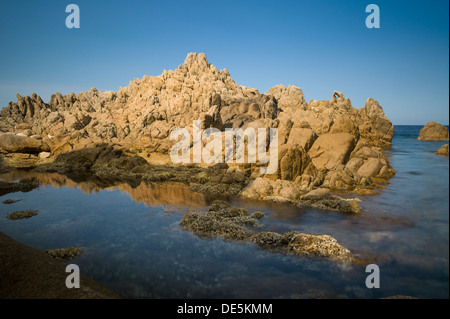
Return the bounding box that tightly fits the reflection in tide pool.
[0,126,448,298]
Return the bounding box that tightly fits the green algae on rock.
[180,200,355,262]
[6,210,39,220]
[44,247,85,262]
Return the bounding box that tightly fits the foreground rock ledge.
[180,200,359,263]
[0,232,120,299]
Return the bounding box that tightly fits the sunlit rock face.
[418,121,449,141]
[0,53,395,199]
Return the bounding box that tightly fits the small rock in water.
[6,210,38,220]
[2,199,21,204]
[435,144,449,156]
[44,247,86,262]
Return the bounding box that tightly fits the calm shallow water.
[0,126,448,298]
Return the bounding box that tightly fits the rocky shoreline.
[1,53,436,299]
[1,53,396,207]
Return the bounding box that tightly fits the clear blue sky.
[0,0,448,125]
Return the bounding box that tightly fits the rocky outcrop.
[0,53,395,204]
[299,188,362,214]
[241,178,363,214]
[418,121,449,141]
[180,200,357,262]
[308,133,356,171]
[356,98,395,147]
[435,144,449,156]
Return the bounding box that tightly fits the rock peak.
[182,52,210,74]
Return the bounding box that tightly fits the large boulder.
[308,133,356,171]
[0,133,50,153]
[418,122,449,141]
[269,84,305,109]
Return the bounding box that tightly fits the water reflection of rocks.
[0,170,208,208]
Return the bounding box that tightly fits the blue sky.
[0,0,448,125]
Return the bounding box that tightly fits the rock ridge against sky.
[0,52,395,194]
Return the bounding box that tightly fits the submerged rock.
[180,200,258,240]
[299,190,363,214]
[418,121,449,141]
[2,199,21,204]
[180,200,356,262]
[6,210,39,220]
[44,247,85,262]
[250,231,294,248]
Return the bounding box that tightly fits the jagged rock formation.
[418,121,449,141]
[0,52,395,199]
